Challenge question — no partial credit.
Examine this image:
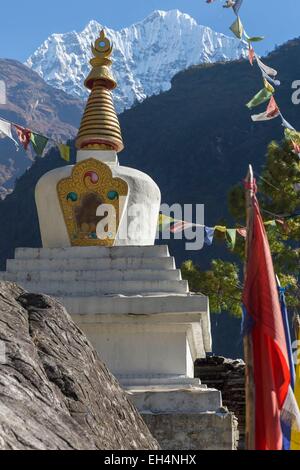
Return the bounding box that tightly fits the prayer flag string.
[205,0,300,158]
[0,115,71,161]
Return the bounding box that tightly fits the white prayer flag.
[255,54,278,77]
[261,71,281,87]
[251,96,280,122]
[251,111,279,122]
[0,118,18,147]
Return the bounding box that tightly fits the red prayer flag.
[14,125,32,150]
[170,220,194,234]
[237,228,247,238]
[266,96,280,118]
[248,46,255,66]
[243,192,292,450]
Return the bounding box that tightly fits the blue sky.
[0,0,299,61]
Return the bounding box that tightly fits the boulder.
[0,282,159,450]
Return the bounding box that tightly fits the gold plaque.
[57,158,128,246]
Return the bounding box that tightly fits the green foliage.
[182,259,242,317]
[182,139,300,317]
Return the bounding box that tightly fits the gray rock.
[0,282,159,450]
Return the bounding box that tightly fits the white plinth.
[1,245,211,380]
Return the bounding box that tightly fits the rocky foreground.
[0,282,159,450]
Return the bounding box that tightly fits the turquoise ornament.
[107,190,119,201]
[67,192,78,202]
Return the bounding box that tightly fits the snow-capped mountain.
[26,9,246,113]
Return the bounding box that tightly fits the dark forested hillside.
[0,38,299,357]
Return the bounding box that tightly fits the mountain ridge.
[26,9,246,112]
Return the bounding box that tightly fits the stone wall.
[195,356,245,449]
[143,411,238,450]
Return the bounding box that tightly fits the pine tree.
[182,138,300,316]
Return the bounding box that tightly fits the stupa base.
[0,245,239,449]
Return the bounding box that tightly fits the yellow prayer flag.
[230,17,243,39]
[58,144,70,162]
[264,220,277,227]
[263,78,275,94]
[214,226,227,233]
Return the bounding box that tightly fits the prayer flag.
[256,55,278,77]
[246,88,273,109]
[223,0,236,9]
[158,214,173,232]
[14,125,32,150]
[251,96,280,122]
[262,71,281,87]
[0,118,18,147]
[226,229,237,249]
[204,227,215,246]
[30,132,48,157]
[230,17,243,39]
[278,284,296,450]
[246,36,264,43]
[248,46,255,66]
[263,78,275,94]
[170,220,194,234]
[237,228,247,238]
[233,0,243,15]
[243,189,300,450]
[291,318,300,450]
[264,220,277,227]
[58,143,71,162]
[214,225,227,233]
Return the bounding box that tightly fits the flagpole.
[244,164,255,450]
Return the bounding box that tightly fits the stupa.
[1,31,238,449]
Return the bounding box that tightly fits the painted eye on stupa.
[84,171,99,185]
[66,192,78,202]
[107,190,119,201]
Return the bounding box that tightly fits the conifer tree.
[182,139,300,317]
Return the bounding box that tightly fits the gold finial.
[76,29,124,152]
[91,30,113,63]
[84,30,116,91]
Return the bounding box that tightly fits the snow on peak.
[26,10,246,113]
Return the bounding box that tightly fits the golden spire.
[76,30,124,152]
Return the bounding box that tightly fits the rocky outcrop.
[0,281,159,450]
[195,356,245,449]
